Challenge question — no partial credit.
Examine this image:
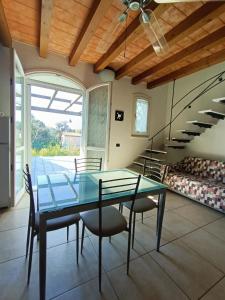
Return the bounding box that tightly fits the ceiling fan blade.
[140,9,169,56]
[154,0,224,3]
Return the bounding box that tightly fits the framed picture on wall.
[115,110,124,121]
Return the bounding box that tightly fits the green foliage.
[55,121,73,133]
[32,145,80,157]
[31,115,60,150]
[31,115,80,156]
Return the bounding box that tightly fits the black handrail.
[149,70,225,149]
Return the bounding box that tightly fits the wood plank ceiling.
[1,0,225,89]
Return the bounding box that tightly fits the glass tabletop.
[37,169,167,213]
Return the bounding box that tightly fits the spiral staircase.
[127,96,225,175]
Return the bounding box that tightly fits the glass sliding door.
[11,50,26,204]
[84,84,110,169]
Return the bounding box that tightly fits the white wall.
[165,61,225,162]
[0,45,11,116]
[109,80,168,168]
[12,41,168,169]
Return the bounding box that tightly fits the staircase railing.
[148,70,225,150]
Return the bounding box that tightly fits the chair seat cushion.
[35,213,80,232]
[81,206,127,237]
[124,197,157,213]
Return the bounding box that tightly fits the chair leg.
[156,206,159,235]
[67,226,69,242]
[119,203,123,214]
[127,227,132,275]
[26,221,31,258]
[132,213,136,249]
[99,236,102,292]
[141,212,144,224]
[76,222,79,264]
[27,231,34,285]
[81,222,85,254]
[109,236,111,243]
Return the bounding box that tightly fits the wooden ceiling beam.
[69,0,112,66]
[116,2,225,80]
[147,48,225,89]
[40,0,54,58]
[132,25,225,84]
[94,2,163,73]
[0,0,11,47]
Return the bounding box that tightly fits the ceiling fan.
[109,0,224,56]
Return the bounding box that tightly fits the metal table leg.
[39,213,47,300]
[157,190,166,251]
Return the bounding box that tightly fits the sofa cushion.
[171,157,225,182]
[165,171,225,211]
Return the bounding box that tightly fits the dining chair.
[23,164,80,284]
[74,157,102,173]
[120,163,168,248]
[80,175,141,292]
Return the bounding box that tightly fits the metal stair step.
[126,165,142,174]
[198,110,225,120]
[139,155,165,163]
[171,138,191,143]
[186,120,214,128]
[212,97,225,104]
[133,161,144,167]
[177,130,201,136]
[166,144,185,149]
[145,149,167,155]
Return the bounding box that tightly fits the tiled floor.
[0,191,224,300]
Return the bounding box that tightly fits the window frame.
[131,94,150,137]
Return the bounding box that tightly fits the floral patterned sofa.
[164,156,225,213]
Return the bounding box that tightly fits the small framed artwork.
[115,110,124,121]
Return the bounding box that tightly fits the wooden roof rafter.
[0,0,11,47]
[93,1,167,73]
[132,25,225,85]
[40,0,54,58]
[69,0,112,66]
[115,2,225,81]
[147,48,225,89]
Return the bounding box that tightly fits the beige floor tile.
[88,232,146,272]
[108,254,188,300]
[202,217,225,242]
[0,238,99,300]
[45,221,89,246]
[0,208,29,231]
[180,229,225,273]
[150,239,223,299]
[0,221,88,264]
[161,210,197,238]
[201,277,225,300]
[173,203,222,227]
[54,275,117,300]
[165,191,192,210]
[0,227,27,263]
[133,215,176,252]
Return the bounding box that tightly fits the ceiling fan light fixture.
[140,9,168,56]
[119,11,128,23]
[141,10,151,23]
[129,1,140,11]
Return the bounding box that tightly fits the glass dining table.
[37,169,167,300]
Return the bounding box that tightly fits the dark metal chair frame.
[81,175,141,292]
[23,164,80,284]
[120,163,168,248]
[74,157,102,173]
